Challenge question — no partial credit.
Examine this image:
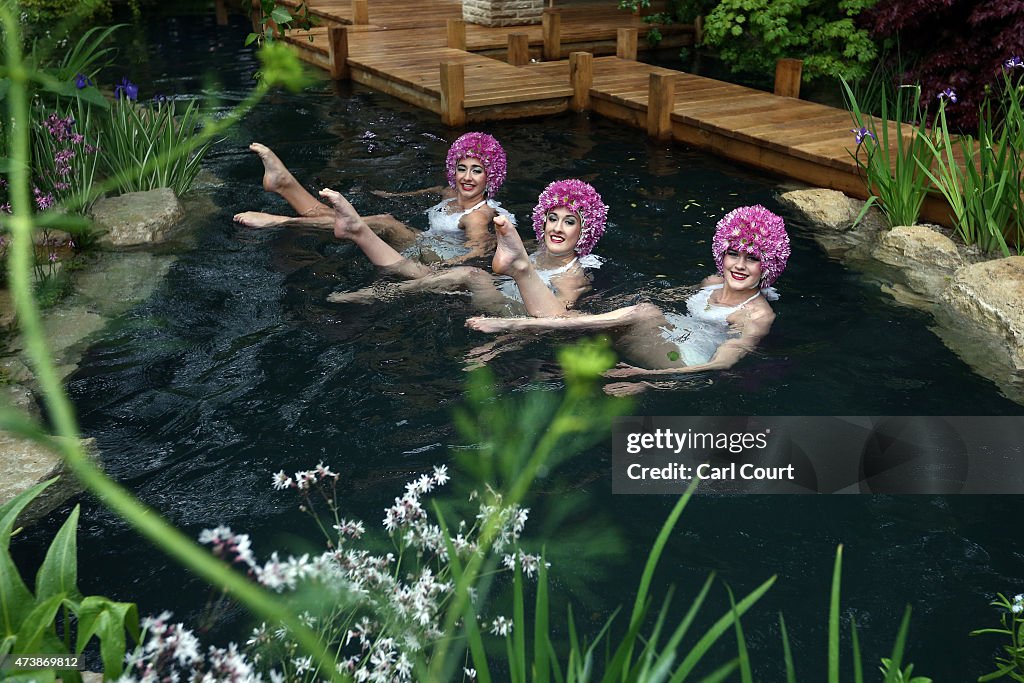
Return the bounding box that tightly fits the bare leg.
[250,142,331,217]
[233,211,333,229]
[490,216,566,317]
[328,266,508,312]
[364,214,420,249]
[320,188,416,270]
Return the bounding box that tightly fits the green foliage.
[916,69,1024,255]
[476,485,776,682]
[100,97,214,197]
[971,593,1024,681]
[617,0,715,47]
[702,0,879,82]
[0,480,140,680]
[246,0,319,47]
[841,77,935,229]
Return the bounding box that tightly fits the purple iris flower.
[152,93,167,104]
[851,126,876,145]
[74,73,93,89]
[938,87,958,103]
[1006,56,1024,69]
[114,77,139,101]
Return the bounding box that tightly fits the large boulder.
[91,188,182,247]
[777,188,860,231]
[0,431,98,527]
[873,225,964,300]
[943,257,1024,370]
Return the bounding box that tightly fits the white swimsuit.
[414,197,515,260]
[497,253,604,303]
[660,284,772,366]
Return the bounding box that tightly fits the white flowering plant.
[971,592,1024,681]
[187,462,547,682]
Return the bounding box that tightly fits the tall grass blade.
[828,544,843,683]
[778,613,796,683]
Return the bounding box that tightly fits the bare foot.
[466,316,513,334]
[233,211,287,228]
[319,188,369,241]
[491,215,531,276]
[249,142,300,195]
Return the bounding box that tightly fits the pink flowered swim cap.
[531,179,608,256]
[712,205,790,286]
[445,132,507,196]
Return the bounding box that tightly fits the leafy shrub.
[702,0,879,82]
[917,67,1024,255]
[101,88,214,197]
[842,78,936,229]
[0,479,140,680]
[863,0,1024,130]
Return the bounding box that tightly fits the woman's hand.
[602,362,651,379]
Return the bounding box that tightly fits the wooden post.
[447,19,466,50]
[616,28,638,60]
[508,33,530,66]
[694,15,704,45]
[542,9,561,61]
[646,72,674,140]
[215,0,228,25]
[352,0,369,25]
[569,51,593,112]
[250,0,261,33]
[328,26,349,80]
[774,58,803,98]
[440,62,466,127]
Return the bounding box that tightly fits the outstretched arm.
[604,308,776,378]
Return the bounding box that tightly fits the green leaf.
[270,6,293,24]
[779,613,796,683]
[15,593,64,653]
[245,33,260,46]
[35,505,81,603]
[828,544,843,683]
[0,480,55,549]
[0,482,55,636]
[76,596,139,677]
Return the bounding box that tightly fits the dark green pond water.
[13,8,1024,681]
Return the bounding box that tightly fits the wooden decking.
[271,0,955,224]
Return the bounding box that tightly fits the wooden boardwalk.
[272,0,955,224]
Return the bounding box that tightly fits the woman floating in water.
[233,132,513,262]
[320,179,607,315]
[467,205,790,382]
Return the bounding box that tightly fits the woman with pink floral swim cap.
[320,178,608,314]
[232,132,513,265]
[466,205,791,386]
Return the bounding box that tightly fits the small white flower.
[1014,593,1023,603]
[433,464,450,485]
[464,667,477,681]
[490,615,513,636]
[271,470,293,490]
[1012,603,1023,614]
